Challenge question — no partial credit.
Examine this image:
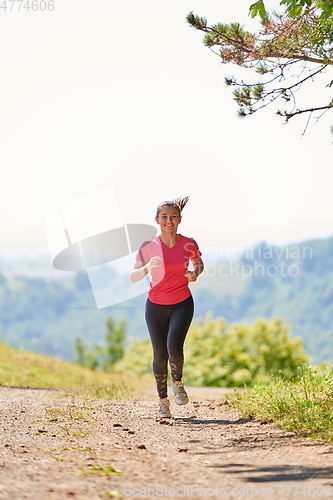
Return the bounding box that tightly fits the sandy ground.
[0,385,333,500]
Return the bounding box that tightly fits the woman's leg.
[167,295,194,382]
[145,299,170,399]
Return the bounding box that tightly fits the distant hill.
[1,236,333,363]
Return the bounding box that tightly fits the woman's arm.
[130,260,149,283]
[130,256,162,283]
[185,257,204,282]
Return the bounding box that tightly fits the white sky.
[1,0,332,263]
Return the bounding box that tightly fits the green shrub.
[113,337,153,377]
[115,313,309,387]
[184,313,309,386]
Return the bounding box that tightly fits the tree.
[73,337,101,370]
[101,316,126,371]
[73,316,126,370]
[186,0,333,126]
[250,0,333,20]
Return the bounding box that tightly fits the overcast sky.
[1,0,332,266]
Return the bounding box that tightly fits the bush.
[113,337,153,377]
[183,313,309,386]
[114,312,309,387]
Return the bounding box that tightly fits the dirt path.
[0,386,333,500]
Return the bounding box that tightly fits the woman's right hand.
[147,256,162,271]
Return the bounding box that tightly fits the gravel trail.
[0,386,332,499]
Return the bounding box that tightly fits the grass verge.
[231,364,333,443]
[0,342,152,399]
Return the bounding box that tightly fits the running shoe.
[172,380,189,405]
[158,398,172,418]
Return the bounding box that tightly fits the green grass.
[231,363,333,443]
[0,342,150,399]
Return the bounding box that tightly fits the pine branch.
[187,7,333,126]
[278,104,333,120]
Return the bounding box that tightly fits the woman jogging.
[130,196,204,418]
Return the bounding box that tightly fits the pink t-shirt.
[135,234,202,305]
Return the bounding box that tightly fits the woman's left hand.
[185,271,197,282]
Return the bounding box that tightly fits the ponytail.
[173,196,190,213]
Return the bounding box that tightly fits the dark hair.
[155,196,190,218]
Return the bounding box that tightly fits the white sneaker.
[172,381,189,405]
[158,398,172,418]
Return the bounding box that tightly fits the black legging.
[145,295,194,399]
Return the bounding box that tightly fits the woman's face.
[155,205,181,232]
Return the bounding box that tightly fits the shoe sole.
[175,398,189,405]
[159,414,172,418]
